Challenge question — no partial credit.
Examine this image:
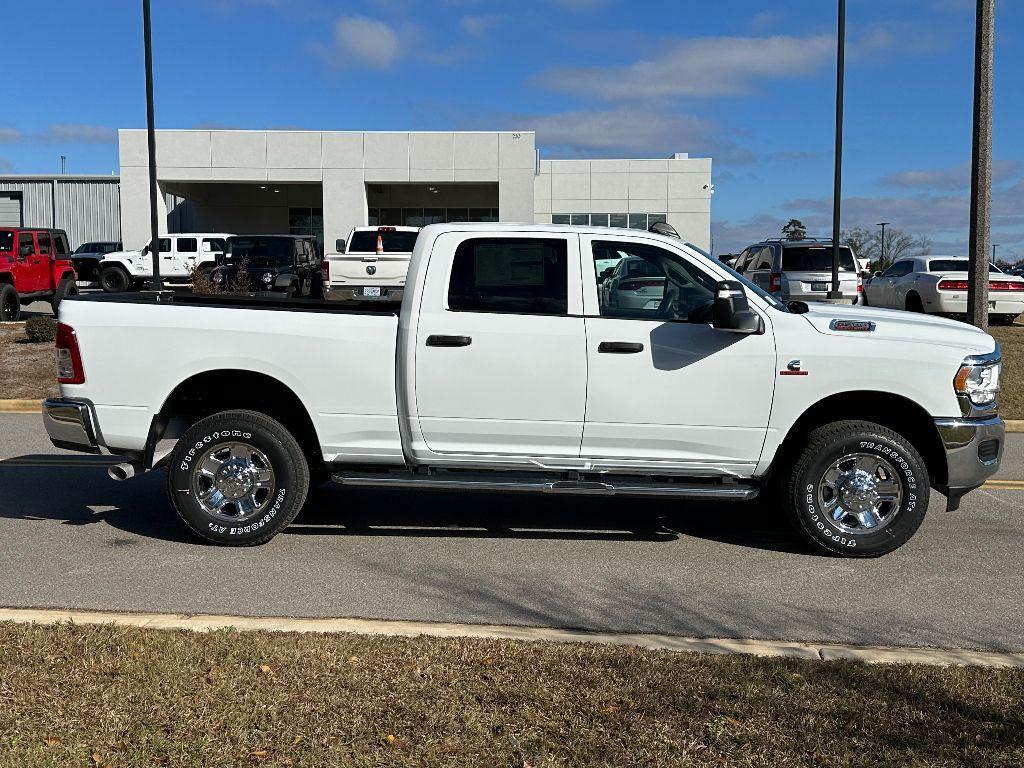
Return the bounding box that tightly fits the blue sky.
[2,0,1022,258]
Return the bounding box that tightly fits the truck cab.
[0,227,77,320]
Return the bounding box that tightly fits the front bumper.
[934,415,1004,509]
[42,398,102,454]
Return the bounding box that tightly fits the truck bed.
[66,290,401,316]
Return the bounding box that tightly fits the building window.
[368,207,500,227]
[289,207,324,252]
[552,213,668,230]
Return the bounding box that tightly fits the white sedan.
[863,256,1024,325]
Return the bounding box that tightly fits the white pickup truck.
[322,226,419,302]
[44,223,1005,556]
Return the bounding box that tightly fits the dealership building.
[117,129,712,252]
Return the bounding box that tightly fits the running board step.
[332,470,759,500]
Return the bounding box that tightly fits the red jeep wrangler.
[0,227,78,321]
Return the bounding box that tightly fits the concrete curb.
[0,399,42,414]
[1,607,1022,668]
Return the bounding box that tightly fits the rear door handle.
[426,335,472,347]
[598,341,644,354]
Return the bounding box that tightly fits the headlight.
[213,272,224,283]
[262,272,274,284]
[954,358,1001,409]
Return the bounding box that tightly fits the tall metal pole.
[991,243,999,262]
[143,0,162,291]
[877,221,889,269]
[829,0,846,301]
[967,0,995,330]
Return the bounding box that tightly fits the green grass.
[990,320,1023,419]
[1,622,1022,767]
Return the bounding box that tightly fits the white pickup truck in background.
[322,226,419,302]
[44,223,1004,556]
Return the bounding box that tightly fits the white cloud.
[0,124,115,144]
[883,160,1022,191]
[460,14,501,39]
[550,0,608,8]
[327,16,400,69]
[538,34,835,101]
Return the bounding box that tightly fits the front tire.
[784,420,930,557]
[51,278,78,315]
[166,410,310,546]
[0,284,20,322]
[99,265,131,293]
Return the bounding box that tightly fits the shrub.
[25,315,57,344]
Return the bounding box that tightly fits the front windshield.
[225,237,293,267]
[686,241,788,311]
[0,231,12,253]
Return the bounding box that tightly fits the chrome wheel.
[190,442,276,522]
[816,453,903,534]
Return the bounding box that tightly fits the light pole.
[967,0,995,330]
[143,0,162,292]
[828,0,846,301]
[992,243,999,263]
[60,155,66,175]
[876,221,889,269]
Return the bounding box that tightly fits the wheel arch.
[770,391,947,487]
[146,369,324,475]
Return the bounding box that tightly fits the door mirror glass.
[873,270,882,278]
[335,238,346,253]
[712,280,763,334]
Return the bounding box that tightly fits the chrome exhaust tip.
[108,462,139,481]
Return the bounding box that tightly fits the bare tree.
[912,233,932,256]
[841,227,876,261]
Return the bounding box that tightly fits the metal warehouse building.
[118,129,713,252]
[0,175,121,247]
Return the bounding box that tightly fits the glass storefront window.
[628,214,648,230]
[570,214,589,225]
[551,214,570,225]
[648,213,667,226]
[590,214,609,227]
[609,213,628,228]
[446,208,469,222]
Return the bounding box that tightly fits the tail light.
[769,273,782,293]
[620,279,663,291]
[321,259,330,283]
[938,279,969,291]
[55,322,85,385]
[990,280,1019,292]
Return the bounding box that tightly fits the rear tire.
[99,265,131,293]
[51,278,78,316]
[784,420,930,557]
[166,409,310,546]
[0,284,20,322]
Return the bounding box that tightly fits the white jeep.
[98,234,232,292]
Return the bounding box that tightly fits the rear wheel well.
[150,370,324,475]
[0,273,13,286]
[770,392,947,488]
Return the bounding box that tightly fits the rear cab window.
[448,237,569,315]
[782,245,856,272]
[349,229,419,253]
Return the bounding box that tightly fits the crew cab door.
[412,232,587,459]
[20,232,49,292]
[581,235,776,473]
[173,236,198,276]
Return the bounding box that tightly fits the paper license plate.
[812,282,828,292]
[362,287,382,297]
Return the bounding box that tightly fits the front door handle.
[426,334,472,347]
[598,341,644,354]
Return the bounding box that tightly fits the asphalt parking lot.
[1,413,1021,652]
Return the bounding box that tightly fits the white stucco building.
[118,129,712,252]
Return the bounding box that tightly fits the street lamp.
[992,243,1000,262]
[876,221,889,269]
[143,0,162,292]
[829,0,846,301]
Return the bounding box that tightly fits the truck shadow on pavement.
[0,455,811,555]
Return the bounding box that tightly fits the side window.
[884,260,911,278]
[53,233,70,255]
[203,238,226,253]
[144,238,172,254]
[448,237,568,316]
[18,232,34,255]
[733,249,750,272]
[750,247,773,271]
[176,237,198,253]
[592,240,716,322]
[36,232,52,255]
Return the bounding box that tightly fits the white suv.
[98,233,232,292]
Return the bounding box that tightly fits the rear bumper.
[42,397,102,454]
[324,284,404,302]
[934,415,1004,509]
[931,295,1024,315]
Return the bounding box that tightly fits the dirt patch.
[0,324,58,400]
[990,320,1023,420]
